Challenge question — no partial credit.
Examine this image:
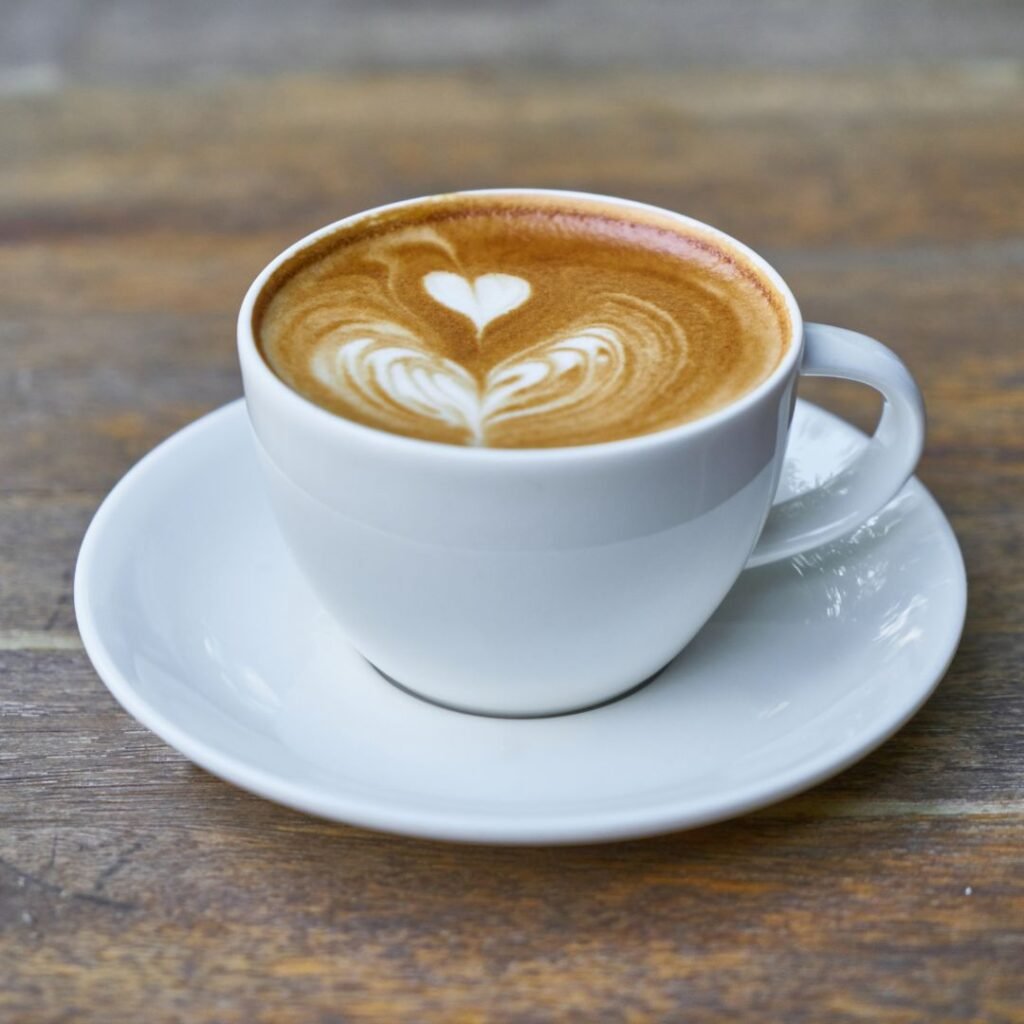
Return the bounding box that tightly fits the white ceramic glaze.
[74,400,966,845]
[238,190,927,716]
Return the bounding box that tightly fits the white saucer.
[75,400,966,845]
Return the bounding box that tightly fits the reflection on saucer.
[76,401,965,844]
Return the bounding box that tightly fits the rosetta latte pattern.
[257,196,788,448]
[309,272,687,446]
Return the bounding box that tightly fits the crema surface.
[256,194,790,448]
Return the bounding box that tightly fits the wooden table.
[3,8,1023,1019]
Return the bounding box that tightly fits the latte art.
[256,194,789,448]
[309,273,686,446]
[422,271,530,334]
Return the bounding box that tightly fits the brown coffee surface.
[255,193,790,448]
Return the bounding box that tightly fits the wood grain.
[1,39,1022,1024]
[6,0,1024,83]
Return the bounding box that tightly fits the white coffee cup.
[238,190,925,716]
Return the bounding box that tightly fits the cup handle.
[747,323,926,568]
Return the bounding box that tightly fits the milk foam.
[256,195,789,448]
[422,271,530,334]
[311,305,631,445]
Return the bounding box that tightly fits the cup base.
[364,658,672,720]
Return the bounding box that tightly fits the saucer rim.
[74,400,967,845]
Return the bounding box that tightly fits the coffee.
[255,193,790,448]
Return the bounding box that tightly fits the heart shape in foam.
[423,272,531,334]
[314,327,624,446]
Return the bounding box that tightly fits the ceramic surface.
[75,400,966,844]
[239,190,926,715]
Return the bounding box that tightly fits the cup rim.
[237,188,805,462]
